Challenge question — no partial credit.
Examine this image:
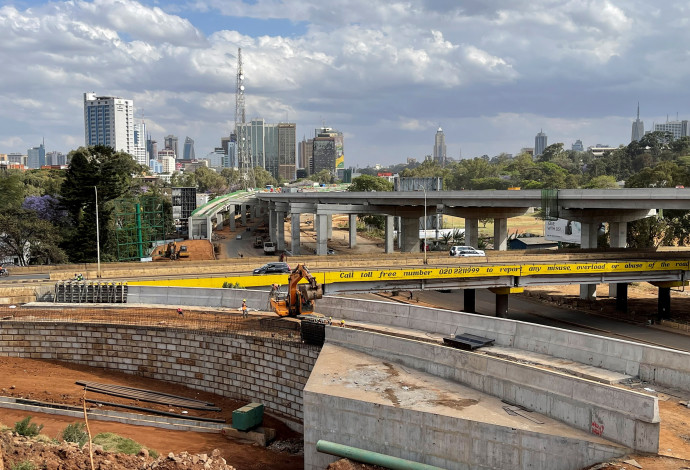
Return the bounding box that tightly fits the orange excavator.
[269,264,323,317]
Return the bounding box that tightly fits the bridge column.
[349,214,357,248]
[276,210,286,251]
[400,217,420,252]
[241,204,248,226]
[327,214,333,240]
[615,283,628,313]
[465,218,479,249]
[493,217,508,251]
[579,222,598,300]
[315,214,328,255]
[495,294,509,318]
[228,205,236,231]
[269,208,276,242]
[216,212,223,230]
[291,214,301,255]
[609,222,627,298]
[385,216,395,253]
[658,287,671,321]
[464,289,476,313]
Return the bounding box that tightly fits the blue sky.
[1,0,689,168]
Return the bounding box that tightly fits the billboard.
[544,218,581,244]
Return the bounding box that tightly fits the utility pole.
[95,186,101,278]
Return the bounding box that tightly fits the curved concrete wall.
[317,296,690,393]
[0,321,319,428]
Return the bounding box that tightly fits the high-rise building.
[132,121,148,166]
[27,142,45,169]
[571,139,584,152]
[235,119,297,180]
[46,151,66,166]
[654,119,690,140]
[433,127,447,165]
[631,103,644,142]
[157,149,176,174]
[147,137,157,161]
[277,123,296,181]
[311,127,344,176]
[83,92,134,154]
[534,130,547,157]
[164,135,178,159]
[298,137,314,172]
[183,137,195,160]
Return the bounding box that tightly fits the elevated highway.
[129,256,689,318]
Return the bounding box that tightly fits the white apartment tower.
[83,93,134,155]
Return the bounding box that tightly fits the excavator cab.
[269,264,323,317]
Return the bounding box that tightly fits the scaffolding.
[54,281,128,303]
[114,196,169,261]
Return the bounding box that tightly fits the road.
[381,289,690,352]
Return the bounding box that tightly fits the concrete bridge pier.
[216,212,223,230]
[658,287,671,320]
[385,216,395,254]
[615,283,628,313]
[276,210,286,250]
[228,205,236,231]
[327,214,333,240]
[291,214,301,255]
[579,222,599,300]
[269,206,276,242]
[609,222,627,300]
[349,214,357,248]
[489,287,523,318]
[241,204,248,226]
[465,218,479,249]
[315,214,328,255]
[493,217,508,251]
[464,289,476,313]
[400,217,421,252]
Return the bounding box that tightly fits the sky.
[1,0,690,168]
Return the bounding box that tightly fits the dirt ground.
[151,240,216,262]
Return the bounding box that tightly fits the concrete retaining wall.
[0,321,318,427]
[304,375,629,470]
[326,326,659,452]
[317,296,690,393]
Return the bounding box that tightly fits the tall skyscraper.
[631,103,644,142]
[27,142,45,169]
[433,127,447,165]
[534,130,547,157]
[183,137,195,160]
[147,137,158,161]
[311,127,344,176]
[298,137,314,171]
[164,135,178,159]
[132,121,148,166]
[83,92,134,154]
[277,123,296,181]
[235,119,297,180]
[571,139,584,152]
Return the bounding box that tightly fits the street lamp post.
[94,186,101,278]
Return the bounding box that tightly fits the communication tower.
[234,48,254,188]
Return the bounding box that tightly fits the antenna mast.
[235,48,253,188]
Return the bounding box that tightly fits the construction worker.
[328,317,333,325]
[340,319,345,327]
[177,307,183,317]
[241,299,248,318]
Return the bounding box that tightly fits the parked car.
[253,262,291,275]
[326,249,335,255]
[236,234,242,240]
[449,245,485,257]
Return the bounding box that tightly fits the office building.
[132,121,148,166]
[147,137,158,161]
[83,92,134,154]
[205,148,226,168]
[571,139,584,152]
[46,151,67,166]
[534,130,547,157]
[235,119,297,180]
[631,104,644,142]
[183,137,195,160]
[7,153,27,166]
[298,137,314,172]
[311,127,344,176]
[157,149,176,173]
[654,120,690,141]
[433,127,447,165]
[27,143,45,169]
[164,135,178,159]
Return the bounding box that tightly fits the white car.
[449,245,485,257]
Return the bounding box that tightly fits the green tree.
[60,146,140,263]
[537,143,566,163]
[626,161,689,188]
[309,169,336,185]
[0,170,25,210]
[0,208,67,265]
[348,174,393,192]
[583,175,619,189]
[252,166,278,188]
[194,166,228,196]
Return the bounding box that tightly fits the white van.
[449,246,485,257]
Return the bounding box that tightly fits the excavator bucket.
[269,298,290,317]
[299,284,323,301]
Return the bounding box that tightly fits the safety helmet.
[243,299,246,302]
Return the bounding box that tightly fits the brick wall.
[0,321,320,422]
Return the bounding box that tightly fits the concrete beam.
[559,208,656,224]
[445,207,531,219]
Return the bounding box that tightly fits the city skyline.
[3,1,690,167]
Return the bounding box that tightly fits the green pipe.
[316,440,444,470]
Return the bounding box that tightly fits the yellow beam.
[489,287,524,295]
